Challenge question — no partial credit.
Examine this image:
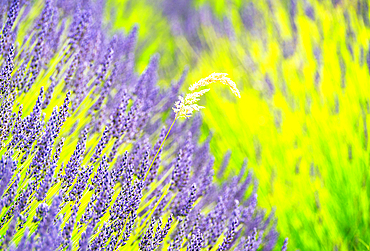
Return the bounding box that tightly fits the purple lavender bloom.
[63,128,88,190]
[138,149,150,180]
[366,44,370,76]
[2,211,18,249]
[217,205,240,251]
[89,222,114,250]
[187,227,204,251]
[42,77,57,109]
[33,203,49,223]
[139,217,155,250]
[35,163,57,201]
[69,165,93,202]
[289,0,297,32]
[93,174,114,219]
[169,216,188,251]
[197,156,214,198]
[265,74,275,96]
[241,2,256,31]
[154,214,173,249]
[133,54,159,106]
[122,211,137,244]
[0,0,19,55]
[146,127,166,184]
[244,228,258,250]
[64,51,80,91]
[171,132,193,191]
[217,150,231,179]
[0,156,13,200]
[24,25,48,92]
[109,184,130,222]
[91,155,109,191]
[68,9,91,50]
[36,194,63,250]
[153,193,169,219]
[15,227,28,251]
[0,43,15,94]
[263,222,279,251]
[123,25,138,57]
[2,173,20,207]
[79,224,93,251]
[29,106,59,178]
[62,203,79,247]
[16,180,34,214]
[111,89,129,139]
[281,238,288,251]
[191,132,211,172]
[93,62,118,111]
[160,67,188,113]
[121,99,141,138]
[56,91,71,135]
[93,39,115,89]
[171,149,183,190]
[178,183,197,217]
[111,151,128,183]
[90,123,111,164]
[305,4,315,20]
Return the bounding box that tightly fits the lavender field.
[0,0,368,250]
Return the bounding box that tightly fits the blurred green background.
[105,0,370,250]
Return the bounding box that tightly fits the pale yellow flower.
[189,72,240,98]
[173,73,240,119]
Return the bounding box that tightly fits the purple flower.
[79,224,93,251]
[0,43,15,94]
[263,221,279,251]
[134,54,159,105]
[68,9,91,50]
[122,210,137,244]
[0,156,13,200]
[35,163,57,201]
[169,216,187,251]
[15,227,28,251]
[111,89,129,139]
[90,123,111,164]
[36,193,63,250]
[281,238,288,251]
[93,39,115,89]
[197,157,214,198]
[2,210,18,249]
[42,77,57,109]
[178,183,197,217]
[33,203,49,223]
[139,217,155,250]
[217,150,231,179]
[187,227,204,251]
[69,164,93,202]
[2,173,20,207]
[0,0,19,55]
[63,128,88,190]
[62,203,79,247]
[217,204,240,250]
[171,132,193,191]
[64,51,80,91]
[244,228,258,250]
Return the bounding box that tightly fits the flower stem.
[144,116,178,183]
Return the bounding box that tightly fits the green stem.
[143,117,178,183]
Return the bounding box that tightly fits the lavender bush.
[0,0,286,250]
